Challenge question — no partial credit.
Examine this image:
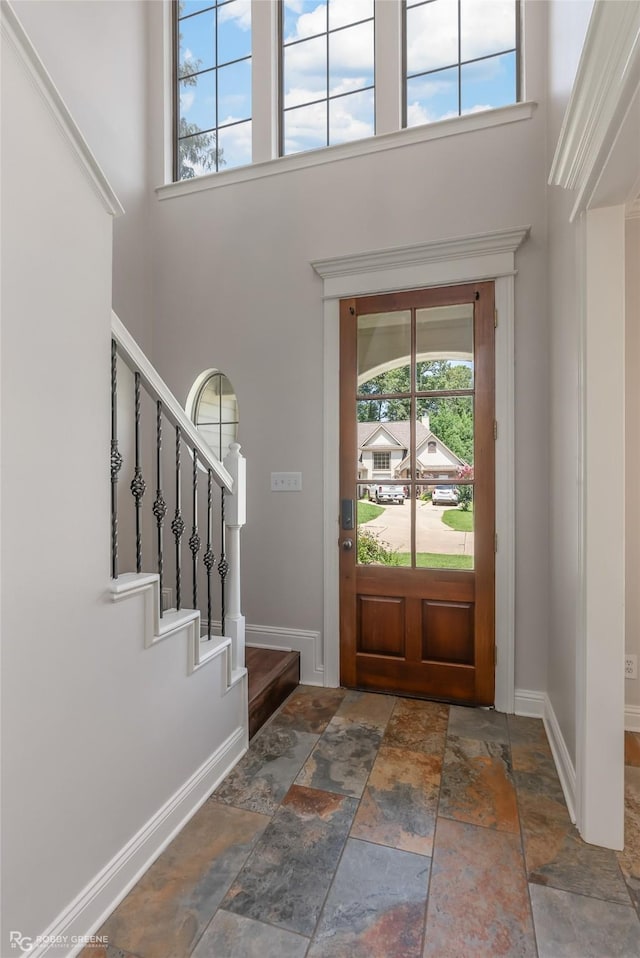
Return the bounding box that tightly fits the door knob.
[342,538,354,551]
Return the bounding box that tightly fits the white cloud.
[217,0,251,31]
[180,90,195,113]
[407,0,514,75]
[218,119,252,168]
[283,1,327,42]
[283,15,374,106]
[284,87,373,153]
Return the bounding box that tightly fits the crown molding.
[1,0,123,217]
[549,0,640,220]
[311,226,530,282]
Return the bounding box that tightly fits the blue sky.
[178,0,517,171]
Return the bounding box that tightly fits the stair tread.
[246,648,300,739]
[247,648,299,704]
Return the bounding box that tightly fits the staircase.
[247,647,300,738]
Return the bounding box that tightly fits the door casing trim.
[313,226,530,712]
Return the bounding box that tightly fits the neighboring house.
[357,415,465,493]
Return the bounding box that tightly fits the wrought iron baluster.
[171,427,185,610]
[152,401,167,617]
[110,339,123,579]
[129,371,146,573]
[203,470,215,640]
[218,487,229,635]
[189,449,201,609]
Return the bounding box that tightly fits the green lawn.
[357,500,385,524]
[396,552,473,570]
[441,507,474,533]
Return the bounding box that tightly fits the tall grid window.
[281,0,375,157]
[404,0,518,128]
[176,0,252,178]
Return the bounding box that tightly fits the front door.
[339,283,495,705]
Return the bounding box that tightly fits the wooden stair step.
[246,647,300,739]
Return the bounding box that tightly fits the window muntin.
[188,370,239,461]
[176,0,252,179]
[373,451,391,470]
[404,0,518,128]
[281,0,375,157]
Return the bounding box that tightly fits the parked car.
[371,484,405,505]
[431,484,459,505]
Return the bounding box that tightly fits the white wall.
[1,9,245,949]
[626,215,640,710]
[12,0,154,352]
[148,1,550,693]
[545,0,595,764]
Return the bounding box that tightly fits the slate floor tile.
[222,784,358,937]
[438,735,519,833]
[625,731,640,767]
[383,698,449,754]
[334,689,396,730]
[271,686,347,735]
[507,714,558,780]
[307,838,430,958]
[447,705,509,743]
[213,723,318,815]
[78,947,139,958]
[617,765,640,915]
[98,802,269,958]
[350,745,442,856]
[423,818,536,958]
[191,910,308,958]
[295,715,383,798]
[530,883,640,958]
[518,786,631,904]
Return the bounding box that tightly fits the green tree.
[358,360,473,463]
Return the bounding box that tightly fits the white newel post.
[223,442,246,673]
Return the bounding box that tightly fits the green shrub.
[357,527,401,566]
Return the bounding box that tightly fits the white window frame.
[160,0,533,200]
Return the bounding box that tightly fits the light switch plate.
[271,472,302,491]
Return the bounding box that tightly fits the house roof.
[358,419,467,469]
[358,420,430,449]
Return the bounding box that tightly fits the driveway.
[364,499,474,556]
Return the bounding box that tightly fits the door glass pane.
[416,304,474,388]
[417,395,474,468]
[356,394,411,567]
[357,483,409,566]
[357,311,411,393]
[416,484,474,570]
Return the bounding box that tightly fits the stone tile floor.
[86,690,640,958]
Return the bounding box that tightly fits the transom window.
[405,0,518,127]
[172,0,519,182]
[373,451,391,470]
[281,0,375,157]
[176,0,252,178]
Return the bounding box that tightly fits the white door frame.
[548,0,639,849]
[312,225,529,713]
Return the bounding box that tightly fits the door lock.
[342,538,354,551]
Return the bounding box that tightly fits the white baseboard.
[514,688,545,717]
[246,623,324,686]
[33,725,247,958]
[626,704,640,732]
[514,688,576,824]
[542,695,577,824]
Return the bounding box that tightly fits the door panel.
[339,283,495,705]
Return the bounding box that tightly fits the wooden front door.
[339,283,495,705]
